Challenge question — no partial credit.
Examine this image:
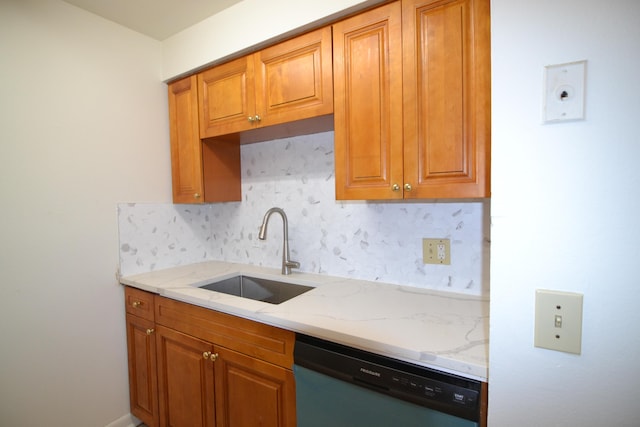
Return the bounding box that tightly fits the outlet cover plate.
[534,289,583,354]
[422,238,450,265]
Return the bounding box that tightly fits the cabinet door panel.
[126,314,158,427]
[256,27,333,126]
[168,76,204,204]
[333,2,404,200]
[199,56,256,138]
[421,2,465,174]
[214,346,295,427]
[403,0,491,198]
[156,326,215,427]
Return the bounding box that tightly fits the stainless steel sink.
[198,275,313,304]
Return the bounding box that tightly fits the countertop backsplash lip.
[120,260,489,381]
[117,131,490,296]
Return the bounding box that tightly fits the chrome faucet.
[258,207,300,275]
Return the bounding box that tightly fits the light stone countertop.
[120,260,489,382]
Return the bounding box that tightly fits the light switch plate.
[534,289,583,354]
[543,60,586,123]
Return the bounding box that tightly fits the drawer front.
[124,286,155,321]
[155,295,295,369]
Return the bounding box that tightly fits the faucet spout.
[258,207,300,275]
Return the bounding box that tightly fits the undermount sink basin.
[198,275,313,304]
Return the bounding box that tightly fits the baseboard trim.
[104,413,141,427]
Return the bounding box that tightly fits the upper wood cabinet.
[198,27,334,139]
[168,76,241,204]
[403,0,491,199]
[168,76,204,204]
[334,0,491,200]
[168,27,333,204]
[333,2,404,200]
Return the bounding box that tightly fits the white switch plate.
[534,289,583,354]
[543,60,586,123]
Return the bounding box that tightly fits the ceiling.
[63,0,244,41]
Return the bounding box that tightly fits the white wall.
[0,1,171,426]
[490,0,640,425]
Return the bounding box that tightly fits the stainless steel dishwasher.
[294,334,483,427]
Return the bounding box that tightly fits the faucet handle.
[285,260,300,269]
[283,259,300,275]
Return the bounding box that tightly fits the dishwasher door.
[294,365,478,427]
[294,334,481,427]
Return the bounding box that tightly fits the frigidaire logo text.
[360,367,381,377]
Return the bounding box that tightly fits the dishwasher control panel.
[388,370,479,412]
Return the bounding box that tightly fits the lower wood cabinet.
[124,287,296,427]
[125,287,159,427]
[214,346,296,427]
[156,325,215,427]
[126,313,159,427]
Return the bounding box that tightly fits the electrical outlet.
[422,238,450,265]
[534,289,583,354]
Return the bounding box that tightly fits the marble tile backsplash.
[118,131,490,295]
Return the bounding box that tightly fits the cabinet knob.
[194,193,201,199]
[146,328,154,336]
[404,183,412,192]
[132,301,142,308]
[248,116,255,123]
[254,114,261,122]
[203,351,219,362]
[392,184,400,191]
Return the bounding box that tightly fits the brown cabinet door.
[333,2,404,200]
[214,346,296,427]
[126,313,159,427]
[168,76,204,204]
[156,325,216,427]
[255,27,334,127]
[199,27,333,139]
[198,56,256,138]
[402,0,491,198]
